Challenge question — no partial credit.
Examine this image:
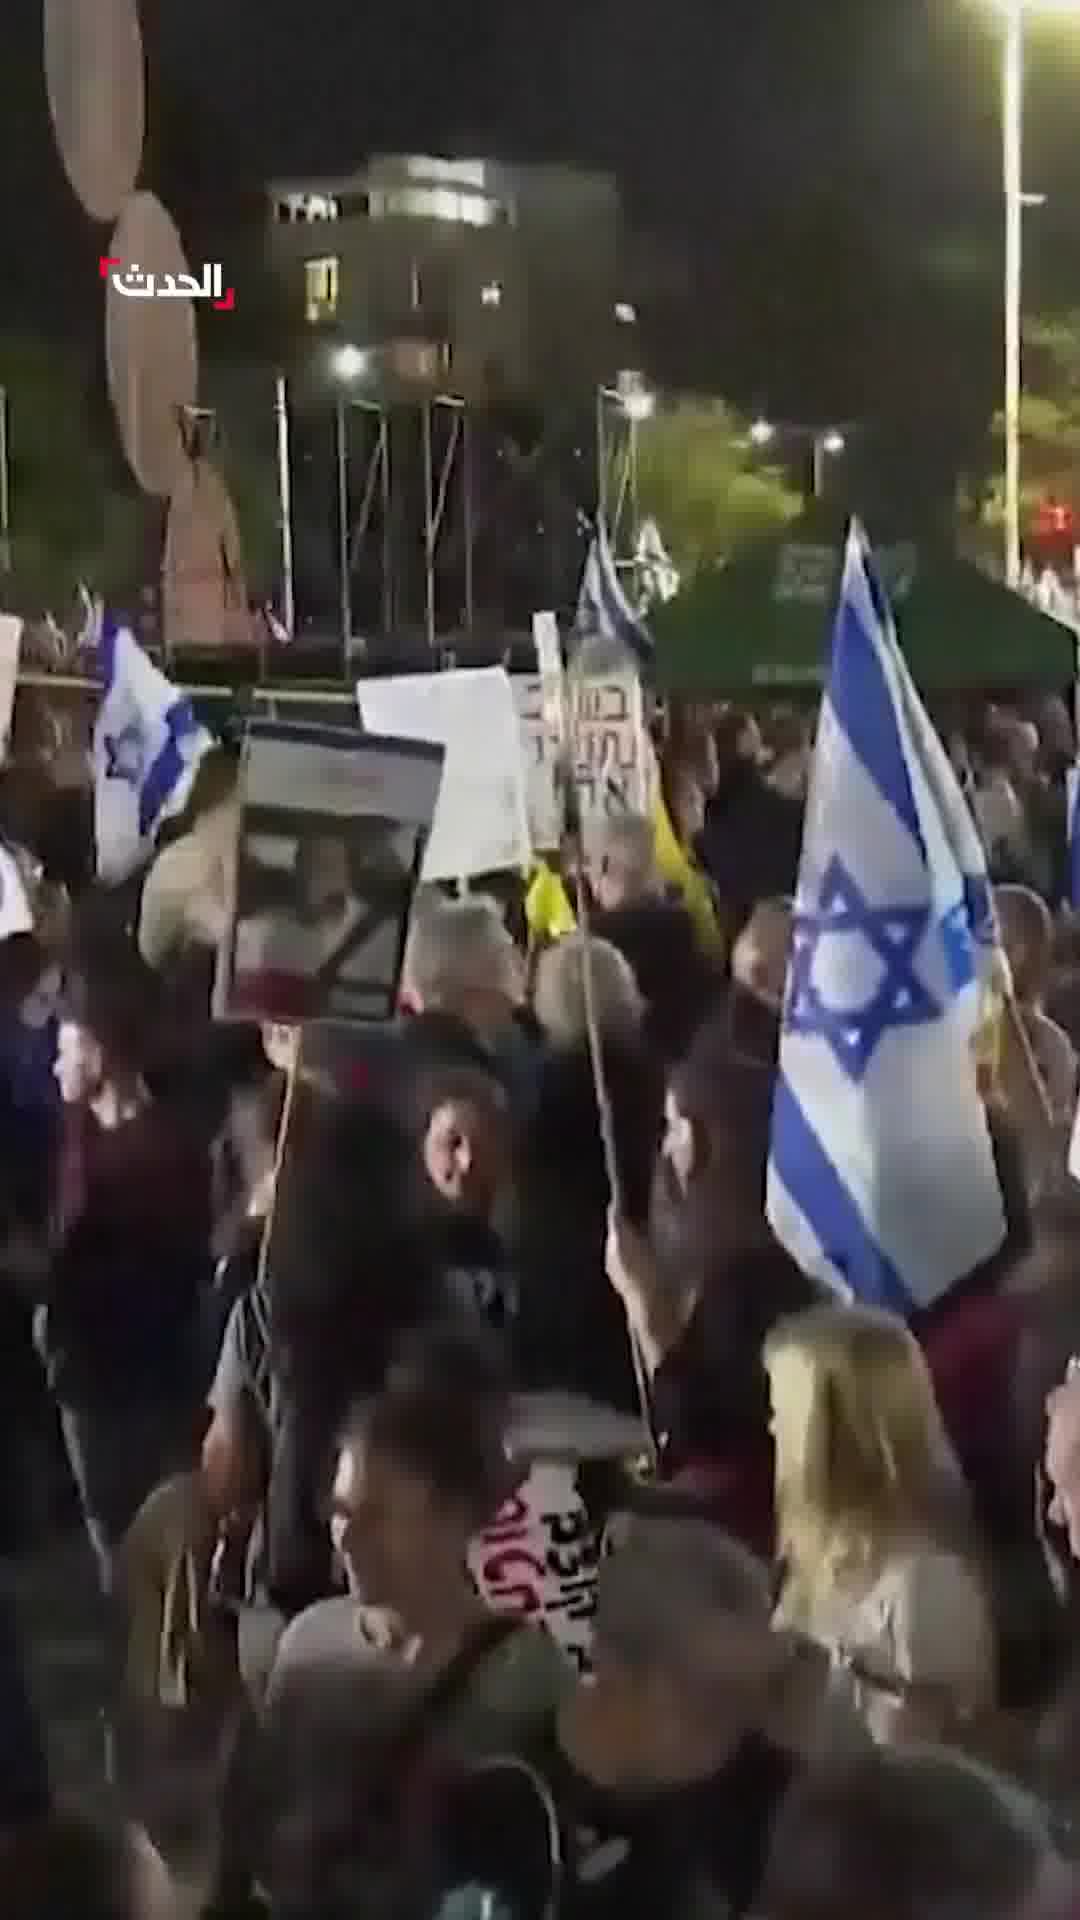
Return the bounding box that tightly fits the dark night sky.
[5,0,1080,471]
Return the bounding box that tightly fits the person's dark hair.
[60,945,163,1083]
[411,1061,510,1140]
[355,1378,512,1529]
[388,1317,510,1408]
[668,1015,776,1204]
[0,1809,148,1920]
[759,1746,1060,1920]
[265,1088,445,1613]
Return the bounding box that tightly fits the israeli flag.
[1067,768,1080,911]
[575,518,653,664]
[766,523,1006,1315]
[93,619,213,884]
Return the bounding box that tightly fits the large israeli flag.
[575,517,653,665]
[766,523,1006,1315]
[93,619,213,884]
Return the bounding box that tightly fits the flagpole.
[1003,0,1024,588]
[335,395,352,661]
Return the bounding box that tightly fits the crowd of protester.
[5,683,1080,1917]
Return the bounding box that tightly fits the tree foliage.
[0,337,143,617]
[978,310,1080,540]
[617,401,801,583]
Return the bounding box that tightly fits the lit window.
[304,256,339,324]
[279,193,340,223]
[481,281,502,308]
[369,186,498,226]
[404,156,487,189]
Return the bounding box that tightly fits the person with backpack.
[258,1373,571,1920]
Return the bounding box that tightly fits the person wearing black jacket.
[591,813,718,1064]
[698,725,803,932]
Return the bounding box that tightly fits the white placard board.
[0,617,22,758]
[358,668,531,882]
[470,1462,598,1675]
[512,668,651,851]
[218,719,443,1026]
[531,609,561,681]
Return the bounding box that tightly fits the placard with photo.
[217,719,444,1026]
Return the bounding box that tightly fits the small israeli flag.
[1067,767,1080,911]
[92,619,213,884]
[575,518,653,665]
[766,523,1006,1315]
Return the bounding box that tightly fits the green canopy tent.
[651,517,1077,694]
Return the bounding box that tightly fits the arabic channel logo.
[99,256,235,312]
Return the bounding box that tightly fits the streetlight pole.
[274,373,294,638]
[0,386,10,574]
[1003,0,1024,588]
[335,396,351,658]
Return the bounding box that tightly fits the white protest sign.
[531,609,561,682]
[219,720,443,1026]
[358,667,531,881]
[469,1462,599,1675]
[0,617,22,758]
[512,667,652,851]
[0,844,34,942]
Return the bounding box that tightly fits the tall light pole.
[0,386,9,575]
[331,345,370,659]
[990,0,1080,585]
[273,374,294,638]
[1003,0,1024,588]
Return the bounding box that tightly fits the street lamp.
[331,344,372,651]
[748,416,849,497]
[332,343,370,382]
[986,0,1080,587]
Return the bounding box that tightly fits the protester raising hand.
[605,1206,691,1375]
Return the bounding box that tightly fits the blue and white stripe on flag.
[92,618,213,883]
[575,518,653,664]
[766,522,1006,1316]
[1067,767,1080,910]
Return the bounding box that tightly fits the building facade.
[267,152,634,403]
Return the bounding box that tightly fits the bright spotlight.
[333,344,370,381]
[822,429,846,456]
[749,418,776,447]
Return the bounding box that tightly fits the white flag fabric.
[0,843,34,942]
[766,523,1006,1315]
[0,615,21,756]
[92,619,213,884]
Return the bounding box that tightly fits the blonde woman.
[765,1305,996,1743]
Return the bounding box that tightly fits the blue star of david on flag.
[92,618,212,883]
[103,722,146,787]
[766,522,1006,1316]
[786,855,940,1081]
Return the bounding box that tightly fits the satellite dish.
[105,193,199,497]
[44,0,145,223]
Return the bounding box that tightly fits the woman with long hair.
[766,1305,995,1742]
